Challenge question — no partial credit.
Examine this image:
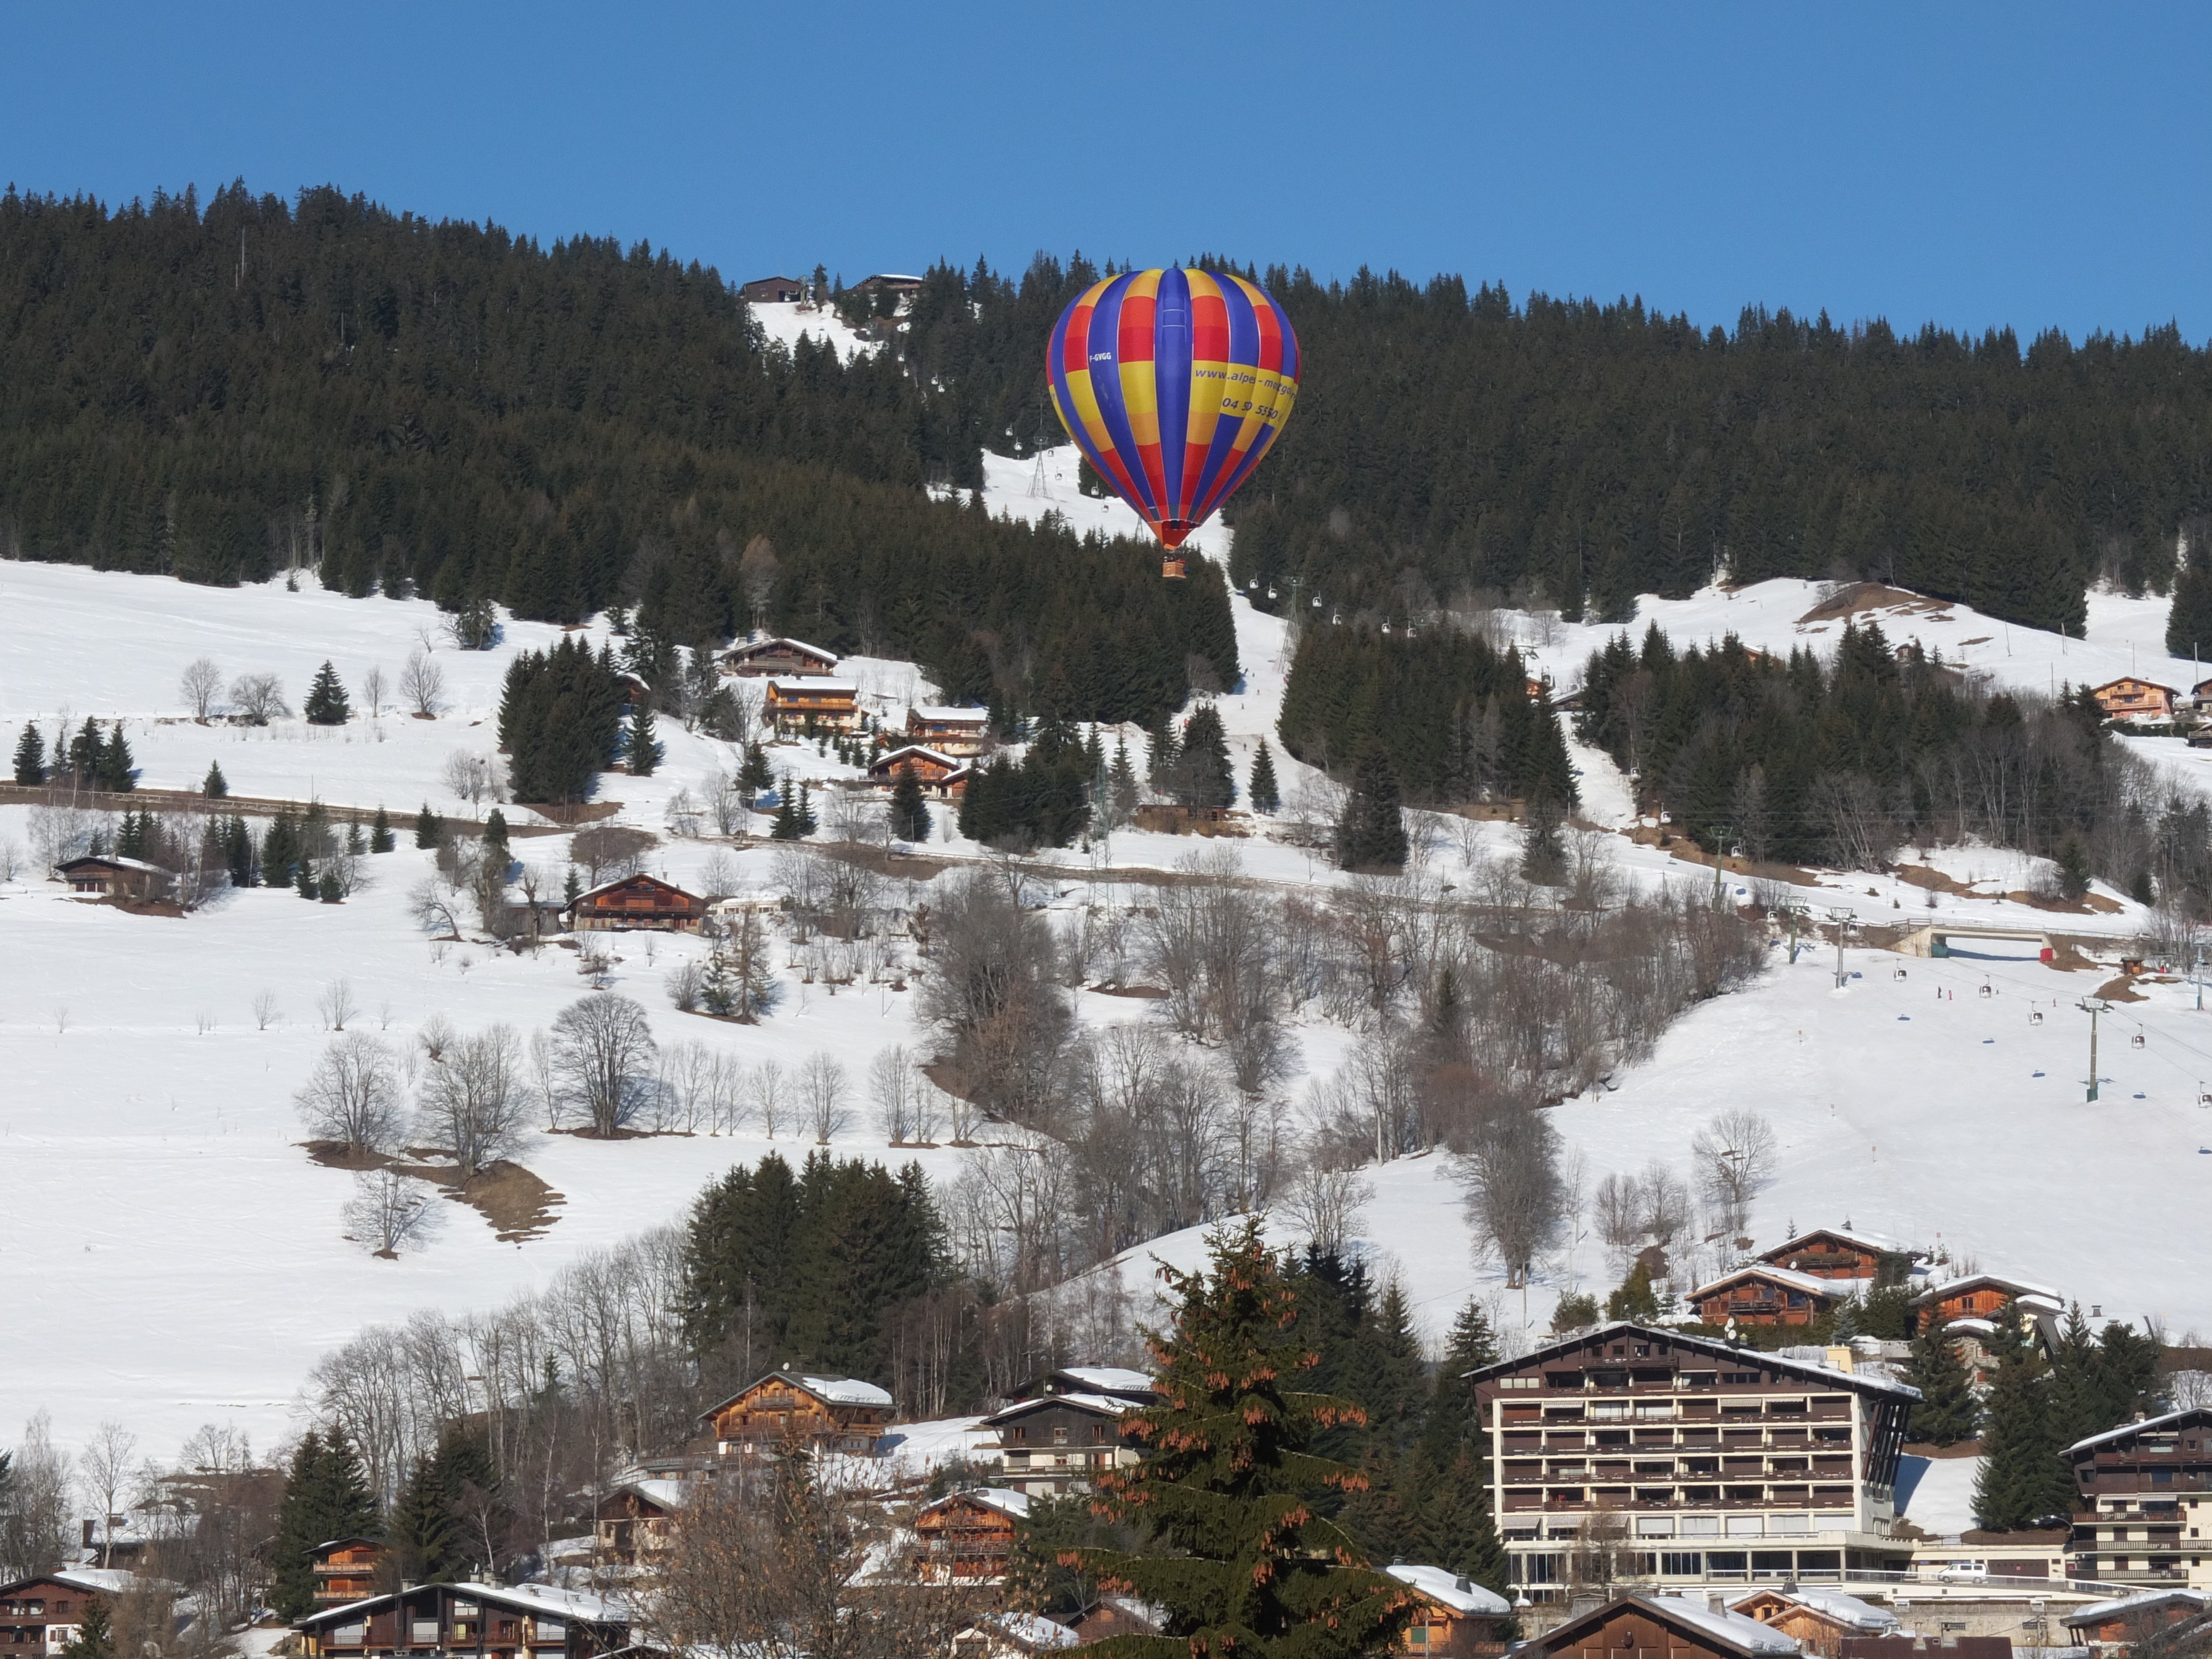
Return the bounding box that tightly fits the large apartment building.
[1462,1323,1919,1600]
[2064,1407,2212,1590]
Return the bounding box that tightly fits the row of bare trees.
[179,646,446,723]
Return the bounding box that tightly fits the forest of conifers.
[9,181,2212,754]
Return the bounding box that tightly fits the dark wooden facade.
[57,855,170,900]
[1691,1266,1844,1327]
[312,1537,387,1606]
[2061,1589,2208,1646]
[1382,1565,1513,1656]
[720,637,839,677]
[868,745,970,800]
[295,1583,630,1659]
[1908,1274,2054,1333]
[566,873,707,933]
[905,706,989,757]
[701,1370,894,1456]
[738,276,807,304]
[1536,1595,1803,1659]
[593,1482,682,1564]
[2090,677,2178,720]
[1756,1230,1914,1282]
[912,1489,1027,1582]
[765,677,862,732]
[984,1395,1139,1494]
[1730,1589,1896,1658]
[0,1574,137,1659]
[2065,1408,2212,1587]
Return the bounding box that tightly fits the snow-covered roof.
[925,1486,1032,1521]
[1734,1588,1898,1631]
[972,1610,1080,1651]
[766,675,859,693]
[53,1569,138,1594]
[1385,1563,1511,1615]
[1462,1321,1919,1399]
[1764,1225,1913,1259]
[985,1392,1136,1425]
[60,855,168,875]
[568,872,700,906]
[1644,1595,1805,1655]
[2064,1588,2208,1625]
[910,704,988,723]
[1948,1317,1999,1338]
[799,1374,894,1407]
[607,1478,691,1511]
[1053,1365,1155,1395]
[869,745,961,770]
[1911,1271,2063,1305]
[2065,1406,2212,1456]
[723,636,838,663]
[453,1581,634,1623]
[1692,1263,1841,1301]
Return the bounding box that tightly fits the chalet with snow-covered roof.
[1756,1229,1921,1282]
[311,1538,388,1607]
[593,1479,688,1565]
[905,705,990,757]
[294,1581,633,1659]
[952,1610,1082,1657]
[2065,1408,2212,1590]
[0,1572,139,1659]
[867,745,970,799]
[912,1488,1029,1582]
[1014,1365,1159,1405]
[56,855,170,901]
[2089,677,2178,721]
[982,1391,1145,1496]
[1535,1594,1803,1659]
[1730,1588,1898,1657]
[2062,1588,2209,1647]
[764,676,861,733]
[718,636,840,678]
[1909,1273,2063,1334]
[1690,1264,1846,1327]
[1382,1564,1513,1656]
[1463,1323,1919,1601]
[565,873,707,934]
[739,275,807,304]
[700,1369,894,1457]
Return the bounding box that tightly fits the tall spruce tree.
[625,703,662,775]
[1901,1313,1981,1446]
[370,806,394,852]
[272,1430,379,1619]
[415,804,442,849]
[888,766,931,842]
[304,661,352,724]
[1080,1221,1412,1657]
[1334,749,1408,872]
[1249,738,1281,814]
[203,760,228,798]
[97,724,135,792]
[1175,703,1235,808]
[12,722,44,785]
[2168,559,2212,660]
[1971,1307,2075,1530]
[58,1597,113,1659]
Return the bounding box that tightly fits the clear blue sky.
[5,2,2208,342]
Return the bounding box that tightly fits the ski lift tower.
[1827,907,1856,989]
[2078,997,2112,1103]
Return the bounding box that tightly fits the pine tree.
[625,703,662,775]
[98,724,135,792]
[1334,749,1408,872]
[1109,736,1139,826]
[1249,738,1281,814]
[12,722,44,785]
[483,808,510,864]
[58,1597,113,1659]
[415,804,441,849]
[370,806,394,853]
[740,740,774,793]
[304,661,352,724]
[272,1430,380,1619]
[319,870,343,902]
[1079,1221,1412,1657]
[770,778,801,840]
[888,766,931,842]
[1146,714,1181,795]
[223,815,255,887]
[1177,703,1235,808]
[1903,1313,1981,1446]
[1604,1258,1661,1320]
[797,780,817,836]
[204,760,228,799]
[2168,558,2212,659]
[1519,786,1567,884]
[67,717,102,783]
[1971,1308,2074,1530]
[563,865,582,906]
[297,864,318,900]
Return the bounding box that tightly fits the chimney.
[1709,1592,1729,1618]
[83,1519,96,1548]
[1825,1345,1855,1374]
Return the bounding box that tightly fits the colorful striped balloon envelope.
[1046,267,1301,561]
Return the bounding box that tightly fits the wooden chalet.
[2089,677,2178,721]
[1730,1589,1898,1658]
[56,855,170,900]
[701,1369,894,1457]
[1382,1564,1513,1656]
[1690,1264,1846,1327]
[614,671,650,707]
[311,1537,388,1607]
[2064,1408,2212,1589]
[719,635,841,678]
[854,273,925,298]
[294,1582,632,1659]
[593,1479,688,1565]
[0,1572,139,1659]
[1062,1598,1164,1643]
[1908,1273,2062,1334]
[1462,1323,1918,1601]
[952,1611,1081,1656]
[2062,1588,2208,1647]
[1535,1594,1804,1659]
[1014,1365,1158,1405]
[905,705,990,757]
[983,1391,1143,1495]
[739,275,807,304]
[1756,1229,1919,1282]
[565,873,707,934]
[764,676,862,733]
[867,745,971,800]
[912,1488,1030,1582]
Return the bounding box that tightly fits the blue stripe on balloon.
[1152,268,1192,522]
[1082,274,1157,519]
[1188,277,1260,523]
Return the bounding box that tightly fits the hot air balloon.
[1046,268,1300,578]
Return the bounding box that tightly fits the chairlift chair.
[2030,1010,2043,1025]
[1893,966,1908,980]
[2131,1031,2147,1049]
[1978,982,1993,999]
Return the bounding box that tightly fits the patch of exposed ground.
[302,1142,565,1240]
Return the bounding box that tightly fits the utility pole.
[1828,907,1855,989]
[2078,997,2111,1102]
[1711,822,1731,902]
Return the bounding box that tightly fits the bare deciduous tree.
[1,1412,75,1579]
[251,989,280,1030]
[869,1045,922,1144]
[572,825,655,884]
[1593,1171,1645,1273]
[798,1053,851,1144]
[409,877,465,940]
[550,994,659,1135]
[1691,1108,1778,1239]
[1457,1107,1566,1288]
[229,672,288,724]
[317,977,360,1031]
[361,664,388,718]
[180,658,223,720]
[1281,1160,1373,1258]
[1640,1160,1693,1249]
[399,646,446,717]
[294,1034,406,1155]
[417,1025,529,1177]
[78,1421,137,1568]
[441,751,502,812]
[342,1168,445,1257]
[750,1059,786,1139]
